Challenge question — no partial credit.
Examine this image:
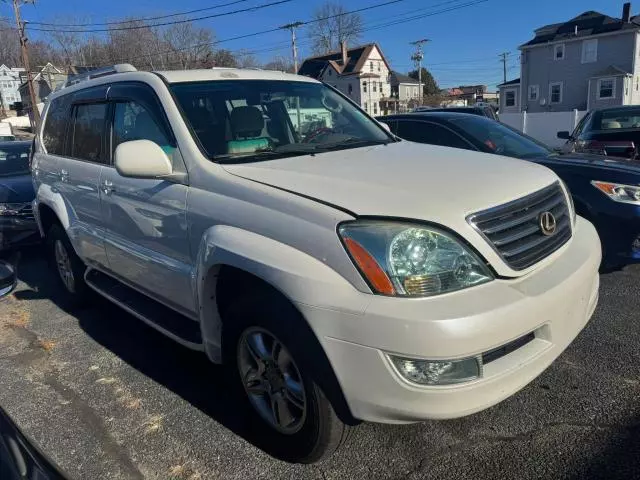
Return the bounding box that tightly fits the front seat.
[227,106,272,154]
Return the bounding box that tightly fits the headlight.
[558,178,576,225]
[592,181,640,205]
[0,203,29,216]
[339,221,493,297]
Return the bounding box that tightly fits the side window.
[42,94,72,155]
[572,113,591,138]
[113,101,173,156]
[70,103,108,163]
[396,121,473,150]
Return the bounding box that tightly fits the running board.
[84,268,204,351]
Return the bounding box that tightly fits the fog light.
[390,355,482,385]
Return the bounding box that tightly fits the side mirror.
[0,261,16,298]
[114,140,173,179]
[378,121,391,133]
[557,131,571,140]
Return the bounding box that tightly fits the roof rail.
[59,64,137,90]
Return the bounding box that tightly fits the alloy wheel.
[54,240,75,293]
[238,327,307,435]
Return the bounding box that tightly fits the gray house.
[389,71,421,102]
[518,3,640,113]
[497,78,520,113]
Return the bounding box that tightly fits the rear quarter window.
[43,94,72,155]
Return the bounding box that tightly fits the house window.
[597,78,615,99]
[505,89,516,107]
[377,63,381,72]
[373,82,377,92]
[348,83,353,95]
[363,102,368,112]
[413,87,418,97]
[554,44,565,60]
[379,82,383,93]
[328,70,332,76]
[528,85,539,101]
[370,61,374,72]
[581,39,598,63]
[373,103,377,114]
[363,81,367,93]
[549,82,563,103]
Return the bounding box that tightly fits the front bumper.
[298,217,601,423]
[0,217,40,250]
[591,206,640,264]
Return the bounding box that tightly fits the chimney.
[623,2,631,22]
[340,40,348,65]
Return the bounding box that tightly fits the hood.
[538,152,640,176]
[223,141,560,278]
[223,141,558,221]
[0,174,35,203]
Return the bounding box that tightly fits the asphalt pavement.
[0,249,639,480]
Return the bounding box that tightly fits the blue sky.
[3,0,628,90]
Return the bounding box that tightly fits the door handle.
[102,180,115,195]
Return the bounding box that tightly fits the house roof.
[298,43,391,78]
[390,71,419,85]
[521,10,640,48]
[497,78,520,87]
[591,65,632,77]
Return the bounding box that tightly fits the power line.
[26,0,294,33]
[26,0,252,26]
[112,0,410,63]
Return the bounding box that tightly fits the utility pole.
[499,52,510,85]
[410,39,429,106]
[0,89,6,119]
[8,0,40,129]
[279,21,304,73]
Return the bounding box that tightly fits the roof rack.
[59,64,137,90]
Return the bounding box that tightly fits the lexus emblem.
[539,211,557,236]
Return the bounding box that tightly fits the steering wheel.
[303,127,334,143]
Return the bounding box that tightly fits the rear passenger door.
[55,86,110,267]
[100,82,194,316]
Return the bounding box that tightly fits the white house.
[298,43,392,116]
[0,64,24,110]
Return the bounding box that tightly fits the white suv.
[32,65,601,463]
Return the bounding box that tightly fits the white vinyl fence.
[500,109,586,148]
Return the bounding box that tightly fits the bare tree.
[211,49,238,68]
[0,18,21,66]
[263,55,294,73]
[163,21,214,69]
[236,50,260,68]
[308,2,363,54]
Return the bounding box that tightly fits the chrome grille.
[467,182,572,270]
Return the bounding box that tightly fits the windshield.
[448,116,551,159]
[170,80,392,163]
[0,143,30,177]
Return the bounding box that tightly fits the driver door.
[100,82,195,316]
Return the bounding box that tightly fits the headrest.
[230,106,264,138]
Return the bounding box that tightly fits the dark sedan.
[558,105,640,159]
[0,141,39,250]
[378,112,640,267]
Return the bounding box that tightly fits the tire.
[224,293,351,464]
[46,224,89,308]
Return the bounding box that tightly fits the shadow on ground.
[10,249,295,461]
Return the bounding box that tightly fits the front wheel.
[46,224,88,307]
[225,295,351,463]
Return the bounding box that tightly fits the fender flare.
[35,184,72,235]
[194,224,363,363]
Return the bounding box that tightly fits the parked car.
[558,106,640,159]
[378,111,639,267]
[0,141,39,250]
[423,105,499,121]
[0,123,16,142]
[32,65,600,463]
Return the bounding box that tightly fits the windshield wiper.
[308,138,392,151]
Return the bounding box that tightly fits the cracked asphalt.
[1,249,639,479]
